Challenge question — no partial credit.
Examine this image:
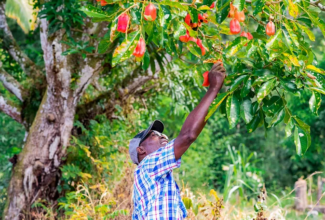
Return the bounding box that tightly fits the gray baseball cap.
[129,120,164,164]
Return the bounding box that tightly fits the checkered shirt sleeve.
[146,139,181,180]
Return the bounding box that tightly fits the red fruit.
[210,2,216,9]
[228,3,236,18]
[247,32,253,40]
[101,0,107,6]
[196,38,206,56]
[202,71,210,87]
[185,14,191,26]
[133,38,146,58]
[179,32,190,42]
[266,21,275,36]
[234,10,245,22]
[117,13,130,33]
[230,19,241,34]
[144,3,157,21]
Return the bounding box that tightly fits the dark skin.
[137,62,226,163]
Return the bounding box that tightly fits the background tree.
[0,0,325,219]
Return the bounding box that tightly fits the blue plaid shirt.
[132,139,187,219]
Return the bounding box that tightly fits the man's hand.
[174,62,227,160]
[208,62,226,90]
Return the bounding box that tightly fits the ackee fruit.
[202,71,210,87]
[117,13,130,33]
[144,3,157,21]
[230,19,241,34]
[266,21,275,36]
[133,38,146,58]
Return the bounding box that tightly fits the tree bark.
[3,18,101,219]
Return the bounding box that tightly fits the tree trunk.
[3,18,101,219]
[295,179,307,211]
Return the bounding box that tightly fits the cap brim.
[140,120,164,142]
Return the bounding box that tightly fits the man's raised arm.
[174,62,226,160]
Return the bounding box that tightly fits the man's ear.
[137,146,146,156]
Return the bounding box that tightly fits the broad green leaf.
[285,118,294,137]
[187,42,201,57]
[306,65,325,75]
[294,125,310,155]
[265,29,282,50]
[268,108,285,128]
[216,0,231,24]
[294,117,310,133]
[224,37,248,57]
[233,0,245,11]
[283,53,300,66]
[142,51,150,70]
[226,93,240,129]
[262,96,283,117]
[206,92,230,120]
[160,1,188,11]
[247,109,262,133]
[229,75,248,91]
[241,98,254,124]
[80,5,115,21]
[257,79,277,103]
[253,0,265,15]
[309,91,321,115]
[112,32,140,66]
[252,75,275,86]
[280,79,299,94]
[309,87,325,95]
[188,7,198,23]
[241,77,252,97]
[288,0,299,18]
[198,5,211,10]
[296,23,315,41]
[283,23,299,47]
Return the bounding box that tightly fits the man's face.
[139,130,169,156]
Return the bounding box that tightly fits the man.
[129,62,226,219]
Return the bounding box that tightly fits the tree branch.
[0,2,43,79]
[0,94,22,123]
[0,66,28,101]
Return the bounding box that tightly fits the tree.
[0,0,325,218]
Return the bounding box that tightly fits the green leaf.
[112,31,140,67]
[226,93,240,129]
[285,118,294,137]
[253,0,265,15]
[262,96,283,117]
[188,7,198,23]
[247,109,262,133]
[309,87,325,95]
[216,0,231,24]
[206,92,230,120]
[187,42,201,57]
[80,5,115,21]
[283,53,300,66]
[241,98,254,124]
[198,5,211,10]
[182,197,193,209]
[266,29,282,50]
[233,0,245,11]
[252,75,275,86]
[268,108,285,128]
[306,65,325,75]
[280,79,299,94]
[142,51,150,70]
[229,75,248,91]
[309,91,321,115]
[283,22,299,47]
[241,77,252,97]
[288,0,299,18]
[160,1,188,11]
[224,37,248,57]
[296,23,315,41]
[256,79,277,103]
[294,126,310,156]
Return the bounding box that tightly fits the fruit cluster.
[116,3,157,58]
